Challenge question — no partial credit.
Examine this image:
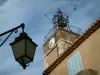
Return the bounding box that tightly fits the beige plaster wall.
[49,28,100,75]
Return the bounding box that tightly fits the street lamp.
[10,32,37,69]
[0,23,37,69]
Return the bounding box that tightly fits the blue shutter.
[67,51,83,75]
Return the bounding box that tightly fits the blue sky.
[0,0,100,75]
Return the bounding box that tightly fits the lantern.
[10,32,37,69]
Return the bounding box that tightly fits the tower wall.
[43,29,80,69]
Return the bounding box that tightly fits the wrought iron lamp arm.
[0,23,25,47]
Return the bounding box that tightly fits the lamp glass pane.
[11,39,25,59]
[23,56,31,64]
[16,56,31,65]
[26,39,36,61]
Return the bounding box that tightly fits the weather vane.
[45,5,76,29]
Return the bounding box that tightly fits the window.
[67,51,83,75]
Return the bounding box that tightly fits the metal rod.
[0,31,13,47]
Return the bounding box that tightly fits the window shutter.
[67,51,83,75]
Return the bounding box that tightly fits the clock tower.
[43,9,82,69]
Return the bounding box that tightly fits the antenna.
[45,14,52,24]
[68,5,76,18]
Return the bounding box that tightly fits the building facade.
[43,9,100,75]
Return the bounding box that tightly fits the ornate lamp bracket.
[0,23,25,47]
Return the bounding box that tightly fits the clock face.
[49,37,55,49]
